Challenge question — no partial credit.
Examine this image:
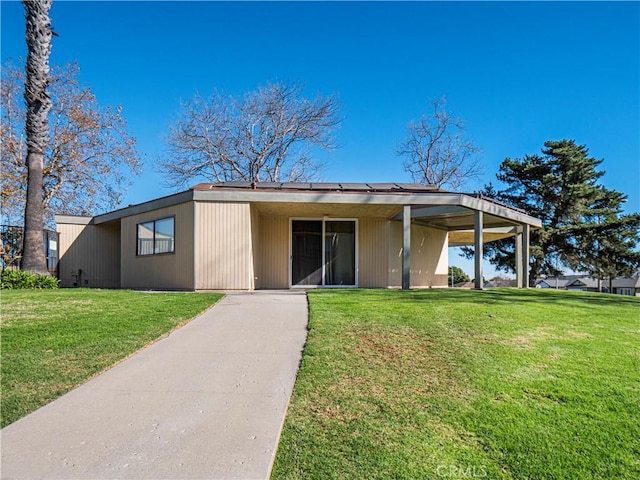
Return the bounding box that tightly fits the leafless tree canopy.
[160,81,341,188]
[397,97,482,190]
[1,61,140,226]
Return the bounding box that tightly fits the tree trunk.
[21,0,53,274]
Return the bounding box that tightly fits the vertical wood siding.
[358,218,388,287]
[388,222,449,288]
[57,221,121,288]
[250,204,261,289]
[194,202,254,290]
[121,202,194,290]
[257,215,289,289]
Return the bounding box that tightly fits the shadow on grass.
[310,287,640,308]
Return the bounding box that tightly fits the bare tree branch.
[159,81,340,188]
[397,96,482,190]
[1,60,141,226]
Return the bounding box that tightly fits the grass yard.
[1,289,222,427]
[272,289,639,479]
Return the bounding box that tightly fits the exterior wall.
[388,222,449,288]
[358,218,388,287]
[194,201,254,290]
[253,215,448,289]
[250,204,262,289]
[57,221,121,288]
[121,202,194,290]
[256,214,289,289]
[614,287,640,296]
[255,215,392,289]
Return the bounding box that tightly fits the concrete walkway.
[1,291,308,480]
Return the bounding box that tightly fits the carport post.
[402,205,411,290]
[474,210,483,290]
[522,224,530,288]
[515,231,523,288]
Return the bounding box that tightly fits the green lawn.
[272,289,639,479]
[0,289,222,427]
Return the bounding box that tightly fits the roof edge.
[54,215,93,225]
[93,190,194,224]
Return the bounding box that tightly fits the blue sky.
[2,1,639,278]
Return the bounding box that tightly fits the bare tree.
[160,81,341,187]
[397,97,482,190]
[1,61,140,226]
[20,0,53,274]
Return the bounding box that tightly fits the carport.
[391,193,542,289]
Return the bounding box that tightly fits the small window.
[137,217,175,256]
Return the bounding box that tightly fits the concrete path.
[1,291,308,480]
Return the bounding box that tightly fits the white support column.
[522,224,530,288]
[474,210,483,290]
[515,232,523,288]
[402,205,411,290]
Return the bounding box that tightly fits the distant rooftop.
[190,182,444,193]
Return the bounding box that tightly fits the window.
[137,217,175,255]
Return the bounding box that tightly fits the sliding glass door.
[291,220,323,286]
[291,219,356,287]
[325,221,355,286]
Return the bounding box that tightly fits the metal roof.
[191,182,443,193]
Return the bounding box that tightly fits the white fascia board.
[192,189,465,207]
[54,215,93,225]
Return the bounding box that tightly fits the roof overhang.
[448,226,521,246]
[56,184,541,231]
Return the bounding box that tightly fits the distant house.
[485,277,517,288]
[536,276,640,296]
[54,182,541,291]
[535,278,574,289]
[611,277,640,296]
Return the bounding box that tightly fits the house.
[611,277,640,296]
[54,182,541,291]
[485,277,517,288]
[535,278,572,289]
[536,276,640,296]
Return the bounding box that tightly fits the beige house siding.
[388,222,449,288]
[121,202,194,290]
[358,217,388,287]
[57,221,121,288]
[194,201,254,290]
[250,204,262,289]
[256,214,289,289]
[58,199,452,291]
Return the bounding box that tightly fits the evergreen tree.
[448,266,470,284]
[464,140,640,283]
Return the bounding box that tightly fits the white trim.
[54,215,93,225]
[288,217,359,289]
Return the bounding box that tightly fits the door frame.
[289,217,358,288]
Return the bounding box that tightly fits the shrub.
[1,268,59,289]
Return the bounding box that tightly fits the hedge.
[1,268,60,289]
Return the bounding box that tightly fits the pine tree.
[465,140,640,283]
